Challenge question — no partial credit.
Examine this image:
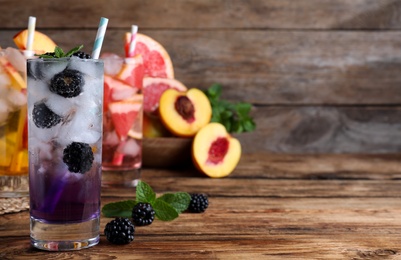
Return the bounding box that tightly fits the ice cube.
[103,130,119,145]
[58,106,102,145]
[101,53,123,76]
[27,80,52,104]
[6,88,27,111]
[28,58,69,82]
[117,139,140,157]
[74,77,103,108]
[28,114,61,143]
[5,47,26,74]
[44,92,74,117]
[67,57,103,79]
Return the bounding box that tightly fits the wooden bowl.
[142,137,193,168]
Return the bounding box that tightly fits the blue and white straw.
[91,17,109,59]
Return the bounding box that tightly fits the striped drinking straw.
[127,25,138,58]
[91,17,109,59]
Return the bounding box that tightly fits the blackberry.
[132,203,155,226]
[72,51,91,59]
[50,69,85,98]
[32,102,62,128]
[104,218,135,245]
[63,142,94,174]
[188,193,209,213]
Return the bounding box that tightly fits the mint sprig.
[38,45,83,58]
[101,181,191,222]
[204,83,256,133]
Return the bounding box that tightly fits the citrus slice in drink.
[143,77,187,114]
[124,33,174,79]
[115,55,144,89]
[108,100,142,140]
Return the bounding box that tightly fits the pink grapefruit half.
[125,33,174,79]
[143,77,187,114]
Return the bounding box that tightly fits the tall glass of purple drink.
[27,53,103,251]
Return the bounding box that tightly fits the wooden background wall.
[1,0,401,154]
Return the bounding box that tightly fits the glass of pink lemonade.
[101,53,144,187]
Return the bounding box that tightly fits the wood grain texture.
[1,0,401,30]
[1,154,401,259]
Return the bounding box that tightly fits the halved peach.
[192,123,241,178]
[13,29,57,54]
[159,88,211,137]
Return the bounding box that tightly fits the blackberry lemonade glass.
[27,51,104,251]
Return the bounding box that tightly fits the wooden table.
[1,153,401,259]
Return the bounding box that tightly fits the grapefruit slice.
[143,77,187,114]
[104,75,139,103]
[109,101,142,140]
[125,33,174,79]
[13,30,57,54]
[115,55,144,89]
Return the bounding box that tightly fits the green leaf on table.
[204,83,256,134]
[101,200,136,218]
[153,199,179,221]
[136,180,156,204]
[158,192,191,214]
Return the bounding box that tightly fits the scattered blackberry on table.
[50,69,85,98]
[132,203,156,226]
[104,218,135,245]
[72,51,91,59]
[188,193,209,213]
[63,142,94,174]
[32,102,62,129]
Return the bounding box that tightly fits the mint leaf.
[38,45,84,59]
[205,83,256,134]
[136,180,156,204]
[65,45,83,57]
[152,199,179,221]
[102,200,136,218]
[158,192,191,214]
[54,46,64,58]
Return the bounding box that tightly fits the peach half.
[159,88,211,137]
[13,29,57,54]
[192,123,241,178]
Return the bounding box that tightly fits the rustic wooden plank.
[2,30,401,106]
[142,153,401,180]
[238,106,401,153]
[2,197,401,237]
[1,0,401,30]
[1,235,401,260]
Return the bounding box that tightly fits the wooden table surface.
[1,153,401,259]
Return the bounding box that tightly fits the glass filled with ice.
[0,48,30,197]
[101,53,143,187]
[27,52,103,251]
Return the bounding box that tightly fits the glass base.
[0,175,29,197]
[30,216,100,251]
[101,168,141,188]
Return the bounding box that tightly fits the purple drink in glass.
[27,55,103,251]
